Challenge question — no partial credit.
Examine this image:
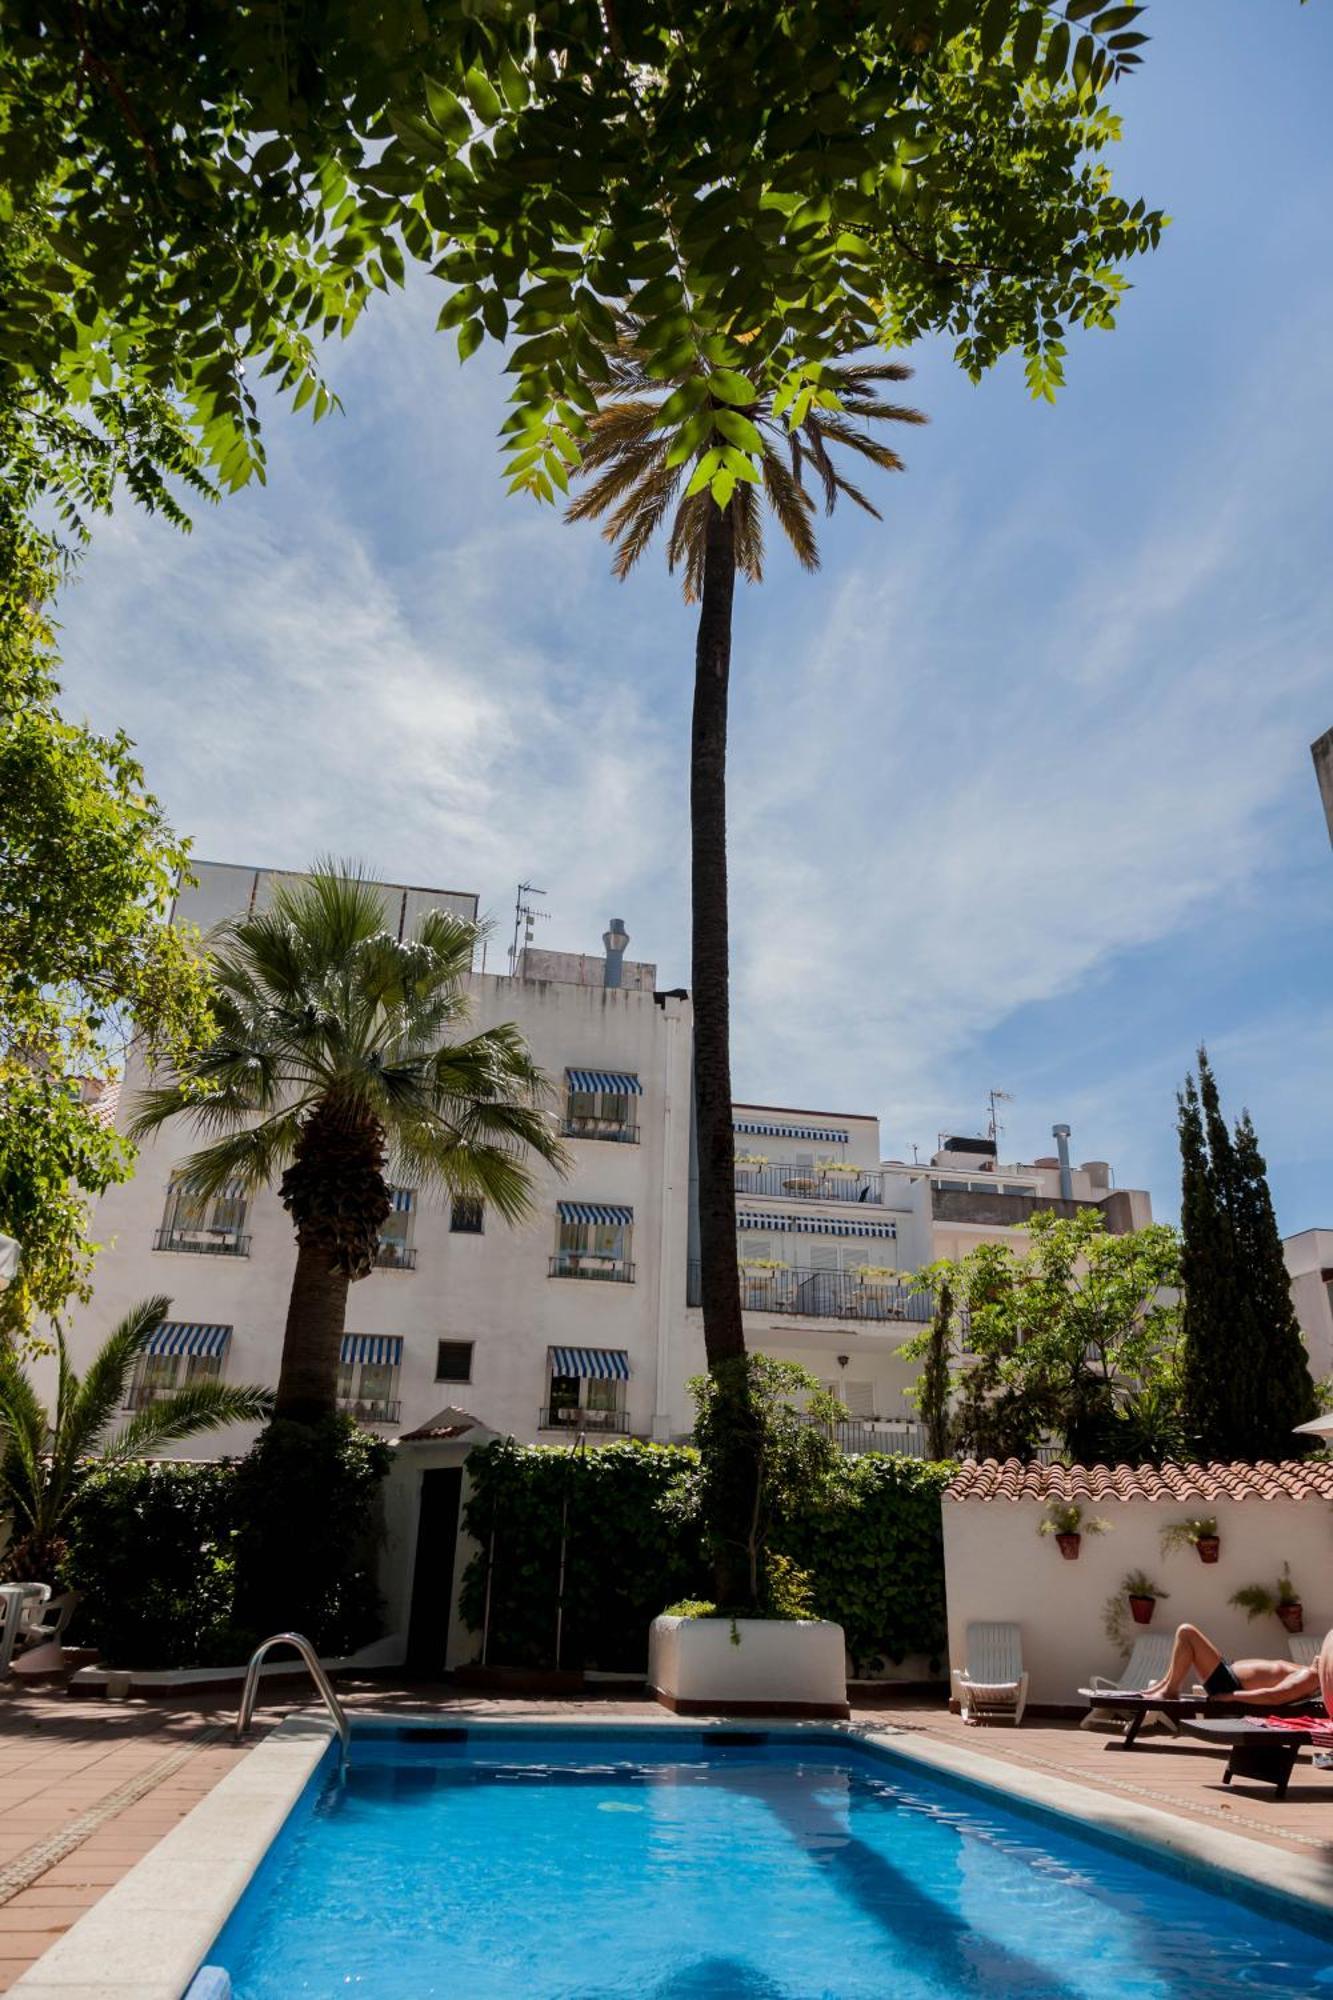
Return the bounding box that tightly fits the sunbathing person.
[1138,1621,1319,1704]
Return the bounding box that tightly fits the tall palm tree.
[567,339,925,1389]
[131,866,564,1423]
[0,1295,273,1582]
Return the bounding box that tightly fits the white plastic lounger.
[1081,1632,1175,1732]
[952,1621,1028,1726]
[1288,1632,1325,1669]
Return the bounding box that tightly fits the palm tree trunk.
[692,496,745,1371]
[692,495,762,1609]
[273,1239,350,1423]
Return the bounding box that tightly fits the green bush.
[458,1438,954,1675]
[459,1438,707,1670]
[62,1461,238,1668]
[229,1417,390,1657]
[777,1454,955,1671]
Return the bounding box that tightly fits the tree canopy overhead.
[2,1,1163,529]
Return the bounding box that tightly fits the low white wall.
[942,1493,1333,1708]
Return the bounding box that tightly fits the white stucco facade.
[1283,1228,1333,1383]
[53,860,1157,1457]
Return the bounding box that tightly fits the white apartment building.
[57,862,1156,1457]
[1284,1230,1333,1383]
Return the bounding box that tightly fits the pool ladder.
[235,1631,351,1766]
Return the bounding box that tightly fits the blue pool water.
[213,1725,1333,1999]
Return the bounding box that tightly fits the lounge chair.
[0,1583,49,1676]
[1081,1632,1175,1733]
[1287,1632,1325,1669]
[952,1621,1028,1726]
[1179,1716,1331,1798]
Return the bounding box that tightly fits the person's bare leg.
[1141,1623,1223,1699]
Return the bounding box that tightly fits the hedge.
[60,1419,390,1669]
[458,1439,954,1674]
[63,1461,238,1669]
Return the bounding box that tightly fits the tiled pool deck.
[2,1681,1330,1991]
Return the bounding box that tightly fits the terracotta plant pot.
[1055,1533,1081,1561]
[1277,1602,1304,1635]
[1128,1595,1156,1625]
[1195,1537,1220,1564]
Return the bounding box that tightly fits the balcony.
[337,1397,401,1425]
[549,1254,635,1284]
[560,1115,640,1145]
[153,1229,250,1258]
[540,1406,631,1434]
[733,1160,884,1205]
[806,1415,930,1457]
[687,1262,932,1324]
[375,1242,418,1271]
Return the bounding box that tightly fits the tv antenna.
[987,1087,1014,1150]
[509,882,548,974]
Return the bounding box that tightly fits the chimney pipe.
[1052,1124,1074,1203]
[602,917,629,989]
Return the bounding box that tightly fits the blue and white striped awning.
[340,1334,404,1366]
[388,1187,415,1213]
[567,1069,642,1096]
[733,1120,848,1145]
[549,1346,630,1381]
[557,1201,634,1227]
[144,1322,232,1358]
[737,1211,897,1240]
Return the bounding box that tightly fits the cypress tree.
[1177,1048,1316,1460]
[917,1278,954,1463]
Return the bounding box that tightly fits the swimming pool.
[207,1724,1333,1999]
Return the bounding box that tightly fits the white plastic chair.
[1288,1632,1325,1669]
[0,1583,49,1675]
[10,1590,78,1674]
[952,1621,1028,1726]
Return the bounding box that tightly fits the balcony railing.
[337,1397,401,1425]
[560,1115,640,1144]
[687,1262,931,1324]
[153,1229,251,1257]
[549,1254,635,1284]
[733,1161,885,1205]
[540,1406,631,1434]
[375,1242,418,1271]
[123,1380,224,1410]
[803,1415,930,1457]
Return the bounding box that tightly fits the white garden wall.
[942,1490,1333,1708]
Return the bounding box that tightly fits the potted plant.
[1231,1563,1304,1635]
[1122,1569,1169,1625]
[1038,1501,1110,1561]
[1159,1515,1220,1564]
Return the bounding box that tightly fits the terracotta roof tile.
[945,1458,1333,1504]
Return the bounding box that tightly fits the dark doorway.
[405,1466,463,1677]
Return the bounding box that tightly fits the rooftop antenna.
[987,1087,1014,1151]
[509,882,548,975]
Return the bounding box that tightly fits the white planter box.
[648,1614,849,1717]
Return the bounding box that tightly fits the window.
[561,1071,640,1142]
[377,1190,417,1269]
[337,1336,403,1422]
[127,1349,222,1409]
[543,1350,629,1429]
[435,1340,474,1383]
[842,1379,876,1419]
[551,1207,634,1280]
[451,1197,484,1234]
[156,1178,250,1256]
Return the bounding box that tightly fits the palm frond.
[760,451,819,572]
[98,1382,275,1463]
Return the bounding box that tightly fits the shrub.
[62,1461,238,1668]
[229,1418,390,1656]
[458,1438,954,1676]
[777,1454,955,1672]
[459,1438,706,1671]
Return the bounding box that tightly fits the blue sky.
[54,0,1333,1230]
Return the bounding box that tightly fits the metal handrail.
[235,1632,350,1763]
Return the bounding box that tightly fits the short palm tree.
[0,1295,273,1583]
[131,865,564,1423]
[567,337,925,1388]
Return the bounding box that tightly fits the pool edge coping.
[8,1710,1332,1998]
